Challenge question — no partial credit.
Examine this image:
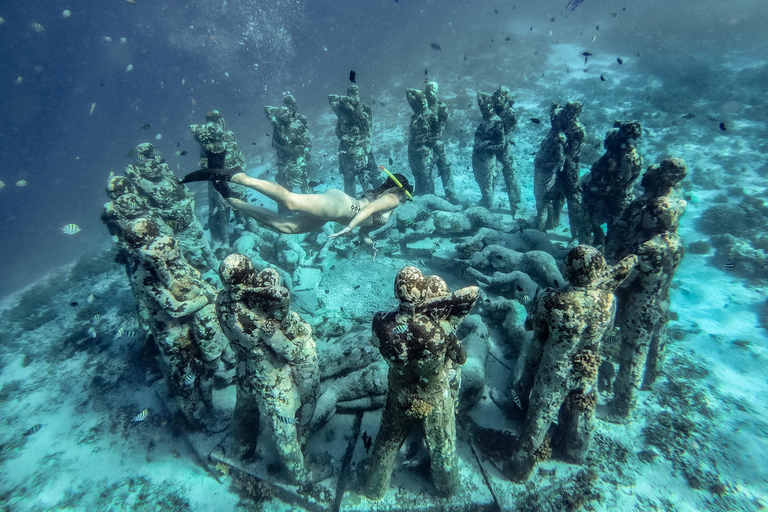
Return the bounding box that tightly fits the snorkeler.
[181,165,413,241]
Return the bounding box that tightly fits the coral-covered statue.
[264,93,312,194]
[504,246,637,482]
[365,266,479,500]
[406,82,457,203]
[216,254,319,484]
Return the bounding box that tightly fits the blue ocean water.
[1,0,767,510]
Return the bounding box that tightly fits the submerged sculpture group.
[101,80,686,501]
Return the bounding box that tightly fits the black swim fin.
[180,167,242,184]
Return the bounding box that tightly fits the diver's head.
[379,172,414,200]
[219,253,256,288]
[564,245,607,287]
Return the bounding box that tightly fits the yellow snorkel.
[379,165,413,201]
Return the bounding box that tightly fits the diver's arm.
[329,193,401,238]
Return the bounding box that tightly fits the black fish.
[617,57,623,65]
[719,122,727,131]
[379,101,386,106]
[308,180,323,188]
[505,37,510,41]
[176,142,181,148]
[430,43,442,51]
[424,68,428,76]
[362,431,373,454]
[530,118,541,124]
[582,51,592,64]
[596,25,599,31]
[70,301,79,307]
[494,9,498,14]
[178,150,188,156]
[251,142,257,145]
[354,284,361,290]
[349,70,356,83]
[682,113,696,119]
[388,157,394,166]
[22,424,42,438]
[140,122,152,130]
[724,258,735,271]
[600,74,606,81]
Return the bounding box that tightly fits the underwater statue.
[189,111,258,243]
[406,82,457,203]
[472,87,520,215]
[123,218,234,430]
[328,85,378,195]
[533,101,585,236]
[606,197,686,421]
[364,266,479,500]
[123,143,219,274]
[504,246,637,482]
[578,121,644,246]
[264,93,312,194]
[216,254,319,484]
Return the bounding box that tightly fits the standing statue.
[533,101,585,236]
[578,121,643,246]
[406,82,457,203]
[264,93,312,194]
[504,246,637,482]
[216,254,319,484]
[472,87,520,214]
[123,218,233,429]
[365,266,479,500]
[329,85,377,195]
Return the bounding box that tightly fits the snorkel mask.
[379,165,414,201]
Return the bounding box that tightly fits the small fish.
[183,374,196,386]
[126,0,138,4]
[87,327,97,339]
[424,68,428,76]
[724,258,735,271]
[176,142,181,148]
[22,424,43,437]
[116,327,124,337]
[582,51,592,64]
[62,9,72,18]
[176,150,188,156]
[15,180,28,187]
[167,220,181,230]
[131,409,148,422]
[70,301,79,307]
[91,314,101,326]
[393,324,408,335]
[126,64,134,72]
[617,57,623,65]
[591,35,597,43]
[124,330,137,338]
[30,22,45,32]
[108,171,115,180]
[89,102,96,116]
[596,25,599,31]
[509,390,522,409]
[61,223,81,235]
[277,415,297,425]
[682,113,696,119]
[529,118,541,124]
[211,207,219,216]
[349,70,356,83]
[87,294,96,303]
[388,157,394,166]
[354,284,361,290]
[0,180,4,190]
[520,295,531,304]
[362,430,373,454]
[430,43,442,51]
[719,122,727,131]
[600,74,606,81]
[308,180,323,188]
[141,122,152,130]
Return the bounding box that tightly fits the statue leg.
[263,378,312,485]
[365,394,416,500]
[434,143,458,203]
[408,145,434,195]
[472,150,496,209]
[499,146,520,216]
[231,366,260,459]
[610,319,653,420]
[423,391,460,497]
[552,389,597,462]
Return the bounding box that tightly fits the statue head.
[643,197,686,233]
[394,266,430,308]
[477,92,495,120]
[406,89,428,113]
[123,217,161,249]
[106,175,137,199]
[114,193,146,218]
[564,245,607,287]
[219,253,256,288]
[282,93,297,114]
[641,157,687,195]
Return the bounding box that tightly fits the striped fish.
[116,327,124,338]
[183,374,196,386]
[520,295,531,304]
[131,409,148,422]
[393,324,408,335]
[61,224,81,235]
[91,314,101,326]
[87,327,97,339]
[724,258,735,271]
[276,415,297,425]
[22,423,43,437]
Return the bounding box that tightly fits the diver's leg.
[225,198,323,234]
[232,176,351,218]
